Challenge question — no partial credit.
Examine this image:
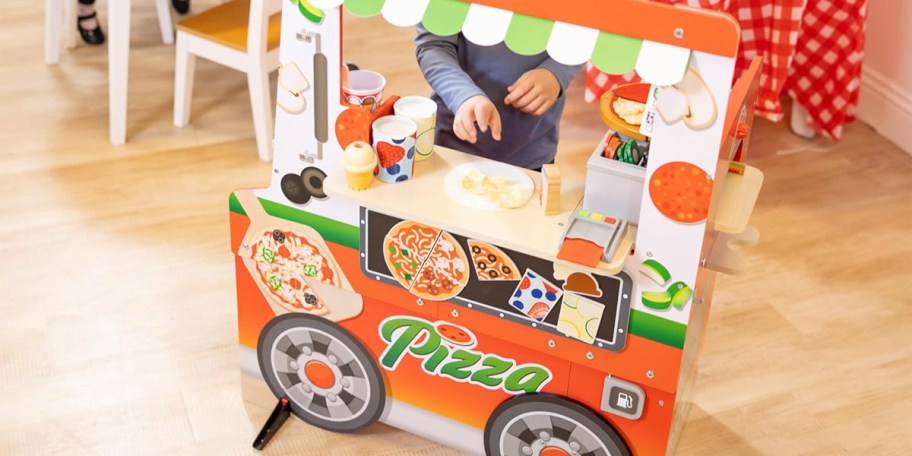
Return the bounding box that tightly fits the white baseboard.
[856,65,912,155]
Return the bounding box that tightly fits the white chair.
[44,0,175,64]
[173,0,282,161]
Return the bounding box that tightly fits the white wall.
[856,0,912,153]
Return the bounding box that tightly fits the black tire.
[280,173,311,204]
[484,394,631,456]
[257,313,386,433]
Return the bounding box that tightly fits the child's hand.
[455,95,503,144]
[504,68,561,116]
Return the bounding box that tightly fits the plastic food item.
[335,107,372,149]
[641,291,672,310]
[461,170,524,209]
[612,98,646,125]
[640,259,671,286]
[666,281,693,310]
[341,141,378,190]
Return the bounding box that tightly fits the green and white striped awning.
[332,0,691,86]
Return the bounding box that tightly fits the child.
[416,24,583,170]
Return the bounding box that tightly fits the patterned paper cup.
[342,70,385,110]
[394,96,437,160]
[372,115,417,184]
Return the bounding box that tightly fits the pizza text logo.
[378,316,552,395]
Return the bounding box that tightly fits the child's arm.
[505,60,584,116]
[415,25,501,144]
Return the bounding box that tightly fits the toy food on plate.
[249,228,339,314]
[444,162,534,211]
[341,141,377,190]
[612,98,646,125]
[461,170,524,208]
[649,161,713,223]
[467,239,520,281]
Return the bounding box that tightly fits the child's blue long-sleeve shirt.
[415,25,583,169]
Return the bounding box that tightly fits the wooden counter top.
[324,146,632,277]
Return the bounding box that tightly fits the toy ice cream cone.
[341,141,377,191]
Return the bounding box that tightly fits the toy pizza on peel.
[649,162,713,223]
[467,239,520,281]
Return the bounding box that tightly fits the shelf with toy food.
[324,146,633,277]
[713,165,764,234]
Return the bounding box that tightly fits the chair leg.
[155,0,174,45]
[63,0,77,49]
[45,0,63,64]
[247,68,274,162]
[173,35,196,127]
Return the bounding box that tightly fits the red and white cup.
[342,70,385,110]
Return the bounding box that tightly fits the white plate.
[444,161,535,211]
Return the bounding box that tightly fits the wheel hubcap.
[541,448,570,456]
[304,360,336,389]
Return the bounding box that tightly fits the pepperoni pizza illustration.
[411,232,469,301]
[383,221,441,289]
[649,161,714,223]
[249,228,340,314]
[467,239,520,281]
[433,321,476,347]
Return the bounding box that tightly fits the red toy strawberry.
[377,143,405,169]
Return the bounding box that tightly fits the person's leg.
[77,0,105,45]
[171,0,191,15]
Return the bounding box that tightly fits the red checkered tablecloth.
[584,0,867,140]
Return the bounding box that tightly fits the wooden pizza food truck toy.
[230,0,765,454]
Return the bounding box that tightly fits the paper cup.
[342,70,385,110]
[372,116,417,184]
[394,96,437,160]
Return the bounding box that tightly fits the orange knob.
[736,122,750,139]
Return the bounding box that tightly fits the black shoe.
[171,0,190,14]
[77,12,105,45]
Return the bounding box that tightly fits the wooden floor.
[2,2,911,455]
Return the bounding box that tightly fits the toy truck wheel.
[257,313,386,433]
[484,395,631,456]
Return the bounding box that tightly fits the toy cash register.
[230,1,764,455]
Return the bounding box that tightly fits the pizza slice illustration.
[467,239,520,281]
